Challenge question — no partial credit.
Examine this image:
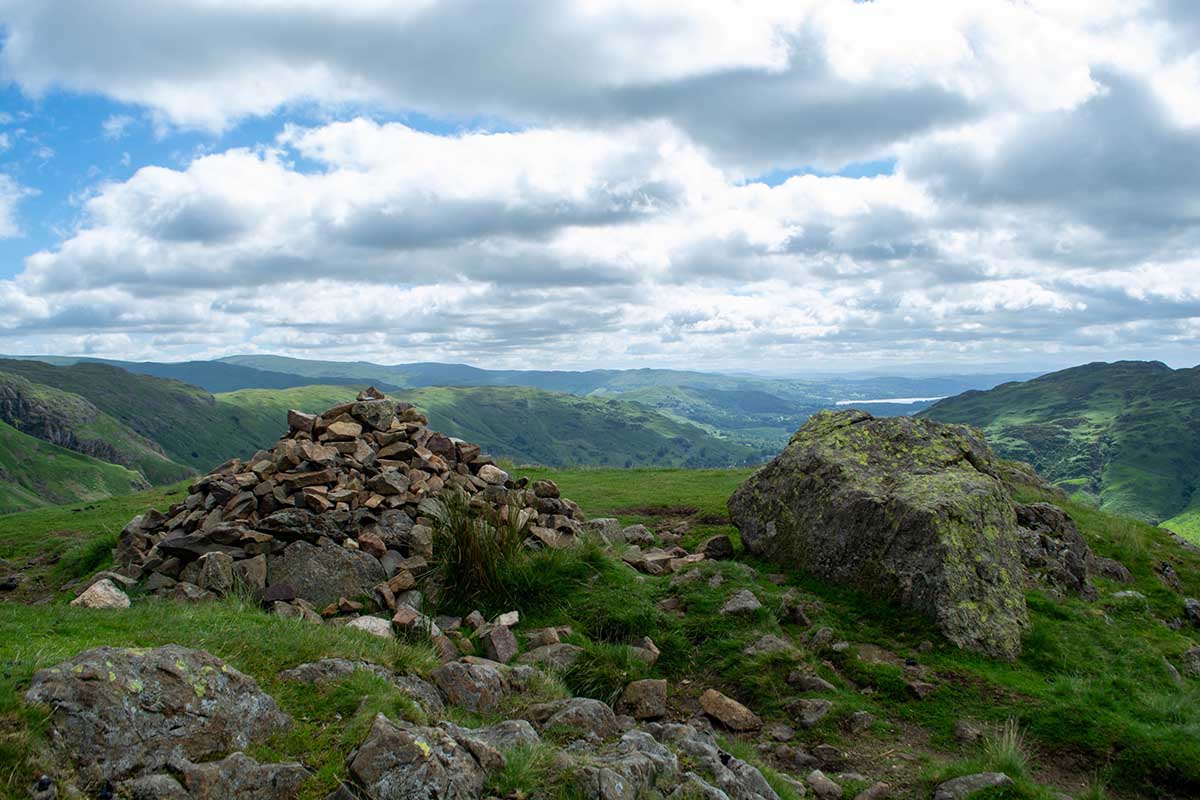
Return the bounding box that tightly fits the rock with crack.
[1015,502,1097,600]
[729,410,1029,660]
[527,697,619,740]
[430,659,510,713]
[25,645,289,785]
[346,714,486,800]
[575,730,680,800]
[120,752,309,800]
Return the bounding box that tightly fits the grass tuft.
[982,718,1031,780]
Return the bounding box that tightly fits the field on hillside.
[2,468,1199,798]
[0,420,152,515]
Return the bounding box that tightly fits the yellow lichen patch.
[415,738,432,758]
[128,678,144,693]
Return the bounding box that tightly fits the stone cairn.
[113,389,594,606]
[103,387,730,653]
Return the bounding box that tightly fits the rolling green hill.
[395,385,761,467]
[921,361,1200,537]
[0,419,150,514]
[0,365,762,514]
[0,370,193,486]
[216,384,760,467]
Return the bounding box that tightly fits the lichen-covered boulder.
[728,410,1028,660]
[346,714,486,800]
[25,645,290,784]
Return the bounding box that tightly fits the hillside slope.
[217,384,760,467]
[0,370,193,486]
[398,385,760,467]
[0,419,149,514]
[921,361,1200,532]
[4,467,1200,797]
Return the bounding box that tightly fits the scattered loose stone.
[430,659,508,713]
[807,769,843,799]
[347,615,394,639]
[720,589,763,615]
[1182,646,1200,678]
[933,773,1014,800]
[1185,598,1200,627]
[787,671,836,692]
[529,697,619,740]
[698,534,734,560]
[847,711,875,733]
[517,642,584,669]
[854,782,891,800]
[790,698,833,728]
[699,688,762,731]
[622,524,654,547]
[744,634,799,657]
[765,722,795,741]
[618,679,668,720]
[69,578,130,609]
[954,719,984,746]
[630,636,661,666]
[478,624,518,663]
[908,680,936,700]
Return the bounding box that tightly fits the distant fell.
[921,360,1200,538]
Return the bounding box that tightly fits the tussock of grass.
[983,719,1030,781]
[427,488,529,604]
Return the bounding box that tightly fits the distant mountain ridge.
[7,353,1036,453]
[920,360,1200,539]
[0,359,766,513]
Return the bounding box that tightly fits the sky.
[0,0,1197,373]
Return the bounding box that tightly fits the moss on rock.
[728,410,1028,660]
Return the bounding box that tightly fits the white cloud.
[101,113,135,140]
[0,0,1196,368]
[0,174,33,238]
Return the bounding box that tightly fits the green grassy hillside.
[395,385,760,467]
[3,468,1199,798]
[921,361,1200,535]
[218,384,760,468]
[218,355,1034,451]
[0,370,193,486]
[0,420,150,514]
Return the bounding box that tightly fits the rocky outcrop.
[1015,502,1098,599]
[115,388,586,605]
[25,645,290,784]
[346,714,487,800]
[728,410,1029,660]
[119,753,309,800]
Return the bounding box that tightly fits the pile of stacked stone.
[113,388,592,614]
